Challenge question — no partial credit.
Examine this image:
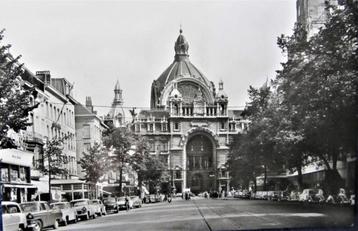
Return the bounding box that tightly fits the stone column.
[182,149,187,190]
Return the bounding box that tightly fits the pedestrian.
[125,196,130,212]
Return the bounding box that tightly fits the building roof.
[151,29,213,108]
[75,103,92,115]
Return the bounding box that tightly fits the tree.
[276,1,358,193]
[131,135,167,197]
[42,136,70,202]
[103,127,133,196]
[79,143,108,184]
[0,29,37,146]
[228,85,285,191]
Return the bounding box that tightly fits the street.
[57,198,356,231]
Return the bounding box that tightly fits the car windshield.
[51,204,66,209]
[71,200,87,207]
[309,190,318,195]
[20,203,39,212]
[104,198,116,203]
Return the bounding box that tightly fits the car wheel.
[18,224,25,231]
[53,220,59,230]
[33,220,42,231]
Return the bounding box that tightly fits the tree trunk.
[332,151,338,170]
[253,176,257,192]
[263,165,267,191]
[119,164,123,197]
[297,165,303,191]
[48,158,52,203]
[138,173,143,198]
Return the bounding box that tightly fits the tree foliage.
[79,143,108,184]
[42,136,70,202]
[228,2,358,193]
[0,29,35,144]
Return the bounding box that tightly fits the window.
[83,125,90,139]
[221,122,225,130]
[73,184,82,190]
[174,122,179,131]
[162,142,168,152]
[62,184,71,190]
[162,123,168,132]
[175,171,181,179]
[40,203,47,211]
[7,204,20,214]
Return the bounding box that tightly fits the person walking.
[125,196,130,212]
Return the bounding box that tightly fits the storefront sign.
[0,149,34,167]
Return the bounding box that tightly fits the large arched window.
[186,135,213,170]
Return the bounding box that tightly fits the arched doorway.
[186,134,215,194]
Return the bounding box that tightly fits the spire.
[115,80,120,91]
[174,27,189,61]
[219,80,224,91]
[113,80,123,105]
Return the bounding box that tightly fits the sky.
[0,0,296,117]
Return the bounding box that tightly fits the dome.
[151,29,214,108]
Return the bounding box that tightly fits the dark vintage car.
[20,201,62,231]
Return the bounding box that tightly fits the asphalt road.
[57,198,356,231]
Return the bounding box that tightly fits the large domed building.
[134,29,248,194]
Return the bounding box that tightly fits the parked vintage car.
[299,189,325,203]
[2,201,27,231]
[70,199,97,221]
[104,197,119,213]
[20,201,62,231]
[130,196,142,208]
[50,202,77,226]
[90,199,107,216]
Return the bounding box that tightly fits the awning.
[31,180,49,194]
[0,149,34,167]
[3,184,36,189]
[101,190,112,195]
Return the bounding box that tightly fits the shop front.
[0,148,36,203]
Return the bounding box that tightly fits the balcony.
[23,131,44,145]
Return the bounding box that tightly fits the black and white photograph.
[0,0,357,230]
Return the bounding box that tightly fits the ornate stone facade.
[134,30,249,194]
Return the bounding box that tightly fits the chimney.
[85,96,93,113]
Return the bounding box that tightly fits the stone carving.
[190,122,208,127]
